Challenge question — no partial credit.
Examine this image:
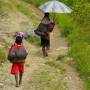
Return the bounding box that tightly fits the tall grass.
[13,0,41,24]
[0,48,6,64]
[15,1,33,18]
[0,0,16,15]
[69,43,90,90]
[55,14,90,89]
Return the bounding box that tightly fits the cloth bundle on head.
[16,32,24,38]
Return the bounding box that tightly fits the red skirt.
[11,62,24,74]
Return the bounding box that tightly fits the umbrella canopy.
[39,0,72,13]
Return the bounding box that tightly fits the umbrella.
[39,0,72,13]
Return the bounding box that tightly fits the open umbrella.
[39,0,72,13]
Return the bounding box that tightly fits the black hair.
[15,36,23,44]
[44,13,49,17]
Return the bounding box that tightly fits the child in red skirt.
[9,32,28,87]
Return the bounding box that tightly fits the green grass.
[0,48,6,64]
[55,14,90,90]
[45,61,66,73]
[28,70,65,90]
[45,61,61,69]
[0,0,16,15]
[23,0,48,6]
[13,0,40,23]
[69,43,90,90]
[15,1,33,18]
[0,38,10,48]
[56,54,66,61]
[26,36,41,46]
[55,14,76,37]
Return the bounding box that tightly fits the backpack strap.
[21,45,28,54]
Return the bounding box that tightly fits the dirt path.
[0,26,85,90]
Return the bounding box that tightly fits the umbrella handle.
[52,13,56,23]
[50,14,55,23]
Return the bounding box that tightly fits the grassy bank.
[55,14,90,90]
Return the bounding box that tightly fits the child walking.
[8,32,28,87]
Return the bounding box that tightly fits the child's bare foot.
[43,53,48,57]
[16,83,19,87]
[19,80,22,85]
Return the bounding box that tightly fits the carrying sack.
[34,23,47,36]
[47,22,55,32]
[34,29,46,36]
[8,45,28,62]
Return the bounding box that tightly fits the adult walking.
[40,13,51,57]
[35,13,55,57]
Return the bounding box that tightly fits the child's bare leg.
[19,73,23,85]
[15,74,19,87]
[47,45,50,50]
[42,47,45,56]
[42,47,48,57]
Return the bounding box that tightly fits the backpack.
[8,44,28,63]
